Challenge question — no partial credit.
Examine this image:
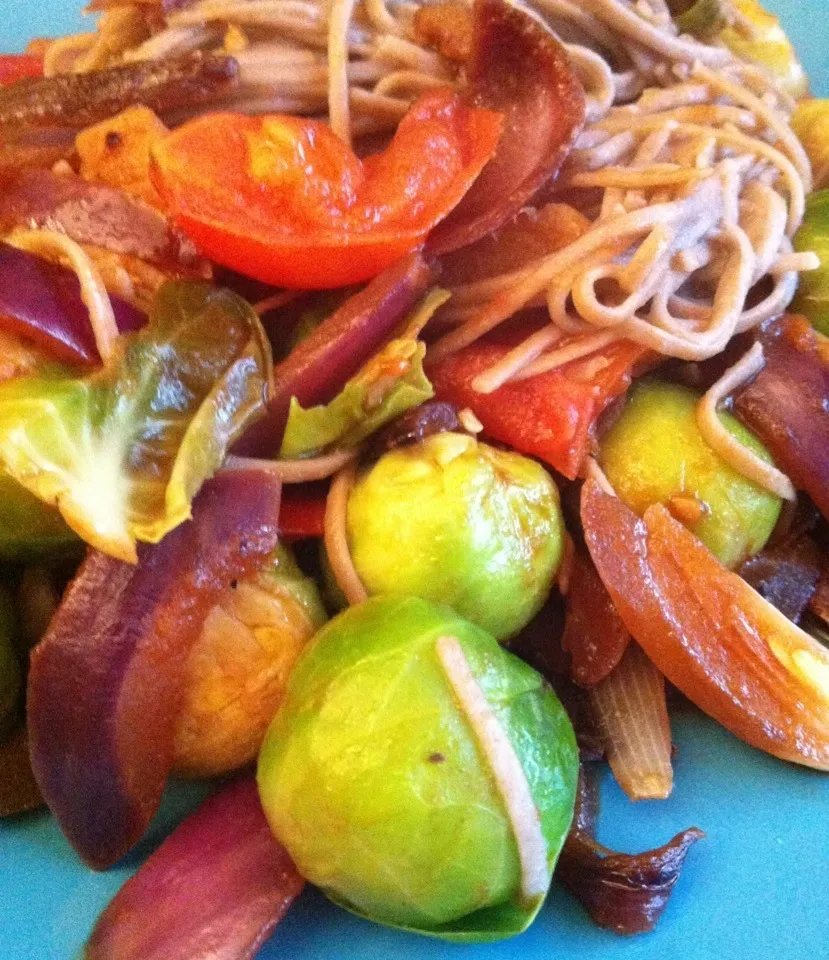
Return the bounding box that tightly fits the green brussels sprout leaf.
[667,0,724,38]
[0,282,272,562]
[279,289,448,459]
[793,189,829,336]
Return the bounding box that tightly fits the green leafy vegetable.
[669,0,807,97]
[719,0,807,98]
[0,282,272,562]
[279,289,448,459]
[793,190,829,336]
[793,104,829,193]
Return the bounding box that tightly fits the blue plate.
[1,3,828,959]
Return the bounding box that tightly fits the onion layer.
[28,469,282,869]
[589,642,673,802]
[582,480,829,770]
[86,777,304,960]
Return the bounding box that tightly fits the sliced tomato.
[582,480,829,770]
[150,91,503,289]
[0,54,43,86]
[430,334,649,479]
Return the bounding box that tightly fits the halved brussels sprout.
[173,545,326,778]
[0,281,271,563]
[344,432,564,639]
[257,595,578,941]
[599,380,781,568]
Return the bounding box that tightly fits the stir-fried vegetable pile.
[1,0,829,956]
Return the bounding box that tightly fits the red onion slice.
[235,251,433,455]
[27,469,281,869]
[734,316,829,522]
[557,768,702,934]
[427,0,586,256]
[0,241,144,365]
[86,777,304,960]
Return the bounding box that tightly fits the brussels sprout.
[0,585,22,739]
[793,189,829,336]
[0,281,271,563]
[173,544,326,778]
[344,432,564,639]
[257,595,578,941]
[599,380,781,568]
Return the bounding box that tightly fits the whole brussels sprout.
[173,545,326,777]
[344,432,564,639]
[599,380,781,568]
[257,595,579,941]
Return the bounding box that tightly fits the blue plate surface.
[1,3,828,959]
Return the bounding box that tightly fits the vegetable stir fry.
[1,0,828,955]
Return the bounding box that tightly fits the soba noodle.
[23,0,817,493]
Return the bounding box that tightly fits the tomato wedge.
[0,54,43,86]
[150,91,503,289]
[431,336,648,479]
[582,480,829,770]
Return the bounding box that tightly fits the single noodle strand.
[222,448,358,483]
[696,343,797,501]
[435,635,549,903]
[324,461,369,605]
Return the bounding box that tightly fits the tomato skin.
[0,54,43,86]
[430,336,648,479]
[151,92,503,289]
